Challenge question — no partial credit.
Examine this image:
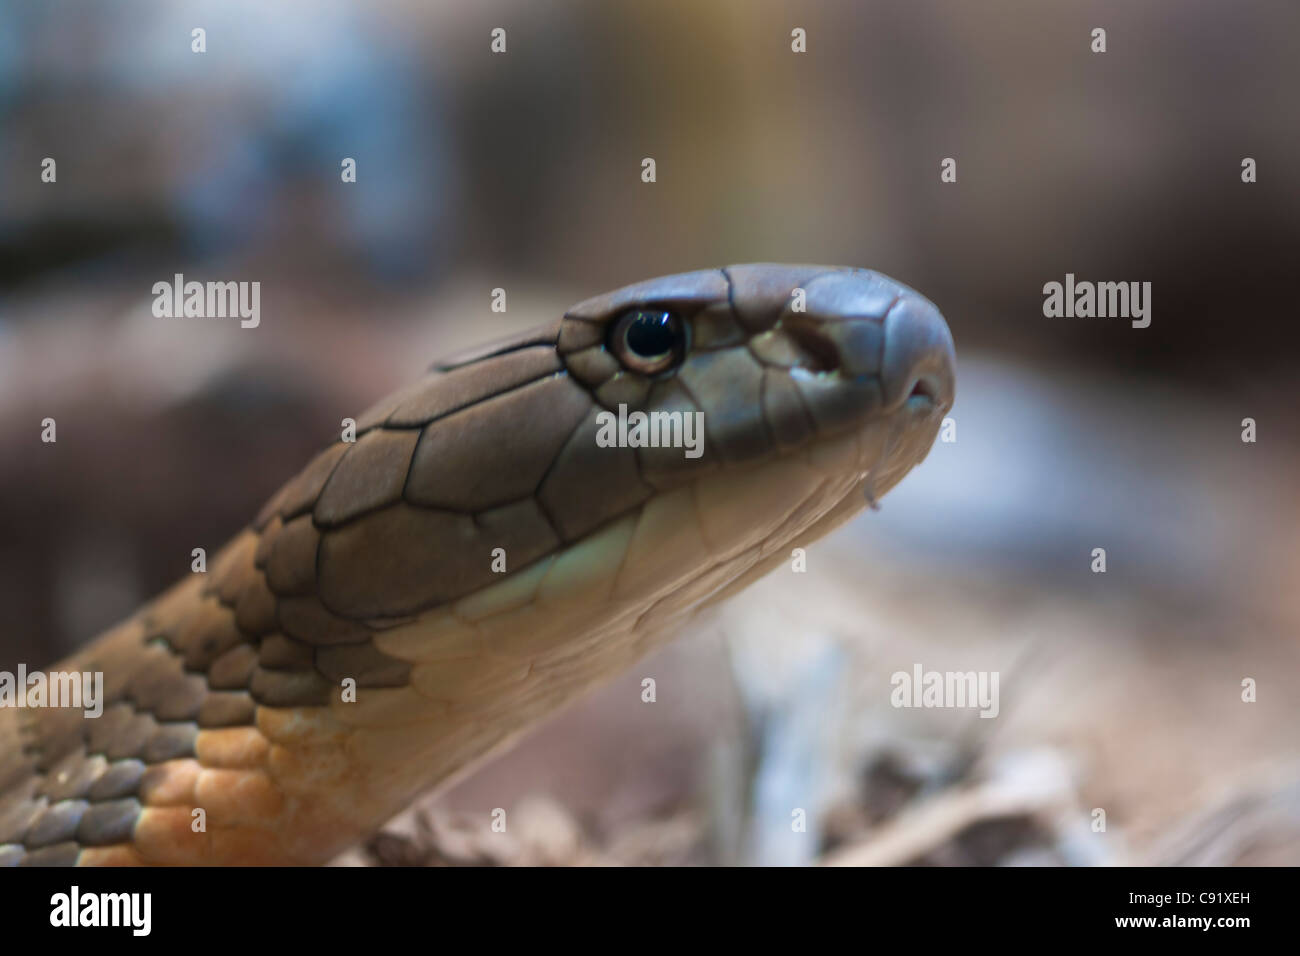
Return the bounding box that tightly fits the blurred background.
[2,0,1298,865]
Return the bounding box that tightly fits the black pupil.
[625,311,676,358]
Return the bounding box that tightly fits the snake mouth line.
[908,375,941,405]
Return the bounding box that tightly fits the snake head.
[279,263,956,625]
[558,263,954,500]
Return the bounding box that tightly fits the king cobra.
[0,264,954,865]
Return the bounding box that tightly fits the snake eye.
[609,309,687,375]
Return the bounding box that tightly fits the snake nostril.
[780,319,841,373]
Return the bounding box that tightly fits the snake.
[0,264,954,866]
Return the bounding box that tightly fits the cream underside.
[227,417,924,861]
